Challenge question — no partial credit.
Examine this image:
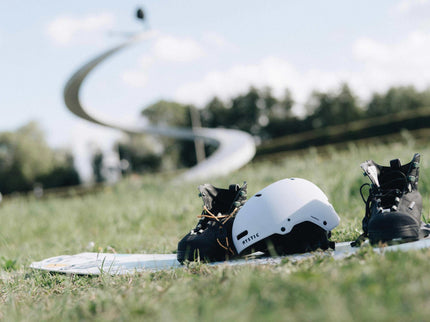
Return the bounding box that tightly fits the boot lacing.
[198,206,239,224]
[352,173,408,246]
[197,206,239,255]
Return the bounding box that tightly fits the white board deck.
[30,238,430,275]
[30,253,181,275]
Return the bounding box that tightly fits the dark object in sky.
[136,8,145,20]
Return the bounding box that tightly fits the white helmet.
[232,178,340,255]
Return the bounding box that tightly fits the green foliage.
[121,100,201,172]
[36,154,80,188]
[202,96,229,127]
[257,108,430,155]
[117,135,162,174]
[0,122,80,194]
[200,83,430,142]
[367,86,424,116]
[230,87,260,133]
[0,257,17,271]
[126,83,430,173]
[142,100,191,127]
[202,87,296,139]
[143,100,197,169]
[307,83,363,128]
[0,122,54,193]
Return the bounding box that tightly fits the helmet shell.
[232,178,340,254]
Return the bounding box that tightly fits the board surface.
[30,253,181,275]
[30,238,430,275]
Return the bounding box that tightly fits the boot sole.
[176,250,186,263]
[368,224,420,245]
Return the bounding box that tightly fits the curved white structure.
[63,33,256,181]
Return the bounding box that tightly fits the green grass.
[1,137,430,321]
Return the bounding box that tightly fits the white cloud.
[47,12,115,46]
[174,30,430,112]
[152,35,206,62]
[173,56,347,108]
[139,54,155,68]
[121,55,153,88]
[352,31,430,92]
[121,33,206,88]
[394,0,430,13]
[121,71,149,88]
[202,32,232,49]
[174,57,288,105]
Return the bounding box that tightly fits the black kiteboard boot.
[177,182,247,263]
[353,153,430,246]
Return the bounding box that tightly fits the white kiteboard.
[30,238,430,275]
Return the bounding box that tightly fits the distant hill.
[257,107,430,156]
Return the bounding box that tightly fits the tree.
[419,87,430,107]
[260,88,299,138]
[306,83,362,128]
[200,87,300,140]
[116,134,162,174]
[202,87,275,136]
[366,86,423,117]
[141,100,198,169]
[0,122,80,194]
[229,87,260,134]
[36,152,80,189]
[201,97,228,128]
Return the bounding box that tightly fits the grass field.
[1,136,430,321]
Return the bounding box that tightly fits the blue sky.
[1,0,430,178]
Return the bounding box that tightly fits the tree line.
[117,83,430,173]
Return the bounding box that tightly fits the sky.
[1,0,430,179]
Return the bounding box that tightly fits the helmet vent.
[236,230,248,240]
[281,227,286,232]
[255,194,262,197]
